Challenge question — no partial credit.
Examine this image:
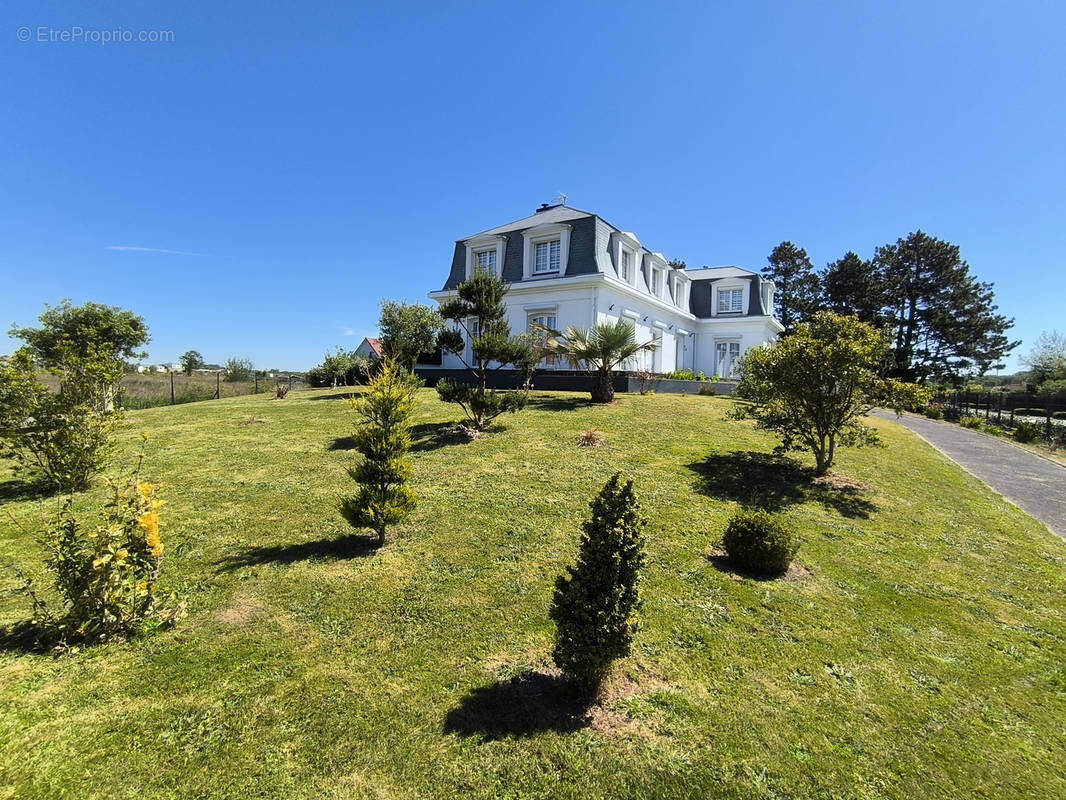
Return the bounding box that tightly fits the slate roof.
[462,204,598,240]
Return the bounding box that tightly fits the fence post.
[996,392,1002,423]
[1047,395,1053,439]
[985,392,990,420]
[255,374,258,394]
[170,370,175,405]
[216,371,221,400]
[289,374,293,392]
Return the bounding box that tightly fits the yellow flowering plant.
[27,435,183,645]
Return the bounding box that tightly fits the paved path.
[873,411,1066,540]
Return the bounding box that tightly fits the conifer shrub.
[340,359,419,547]
[550,473,646,693]
[722,509,798,577]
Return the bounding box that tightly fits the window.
[621,249,631,282]
[718,288,743,314]
[475,249,497,274]
[651,269,662,297]
[716,341,741,378]
[529,313,557,367]
[534,239,561,274]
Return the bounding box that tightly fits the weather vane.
[553,192,568,205]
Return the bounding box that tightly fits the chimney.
[535,203,552,213]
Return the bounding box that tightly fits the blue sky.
[2,1,1062,371]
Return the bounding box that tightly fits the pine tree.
[436,269,532,429]
[762,241,822,333]
[874,231,1018,382]
[340,359,419,547]
[821,251,886,324]
[550,473,646,693]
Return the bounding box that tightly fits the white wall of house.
[434,272,779,374]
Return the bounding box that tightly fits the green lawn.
[1,388,1064,799]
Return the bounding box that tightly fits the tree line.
[761,231,1017,384]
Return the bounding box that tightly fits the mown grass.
[1,389,1064,799]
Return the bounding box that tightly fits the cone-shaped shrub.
[550,473,646,693]
[340,359,420,547]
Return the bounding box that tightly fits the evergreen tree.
[821,252,885,324]
[550,473,647,693]
[436,269,532,430]
[874,231,1017,382]
[762,241,822,333]
[340,359,419,547]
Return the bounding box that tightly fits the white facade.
[428,205,784,377]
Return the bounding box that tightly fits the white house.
[427,203,783,377]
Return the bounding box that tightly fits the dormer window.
[475,248,497,274]
[621,250,632,282]
[718,288,743,314]
[651,269,662,297]
[521,223,571,279]
[534,239,561,274]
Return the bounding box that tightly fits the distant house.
[428,203,783,377]
[356,337,383,360]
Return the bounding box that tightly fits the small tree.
[0,352,119,492]
[732,312,927,475]
[379,301,444,372]
[550,473,647,694]
[546,320,656,403]
[436,269,532,430]
[224,357,255,382]
[320,347,357,388]
[340,359,420,547]
[1021,331,1066,388]
[10,299,149,412]
[179,350,204,375]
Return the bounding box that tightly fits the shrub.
[1013,420,1044,444]
[550,473,646,693]
[224,357,255,382]
[0,352,120,492]
[922,403,944,420]
[663,369,698,381]
[273,383,290,399]
[960,415,984,429]
[340,359,420,547]
[697,384,716,396]
[577,428,605,447]
[20,443,183,646]
[633,369,655,395]
[722,509,798,577]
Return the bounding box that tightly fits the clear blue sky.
[2,1,1062,371]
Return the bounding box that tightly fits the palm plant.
[546,320,656,403]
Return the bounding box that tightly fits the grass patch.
[1,389,1064,798]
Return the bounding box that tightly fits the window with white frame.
[718,287,743,314]
[651,269,662,297]
[621,249,631,282]
[528,313,557,367]
[474,248,497,274]
[533,239,561,274]
[715,341,741,378]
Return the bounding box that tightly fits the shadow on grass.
[0,478,54,504]
[688,450,876,519]
[219,534,378,570]
[527,394,593,412]
[307,390,362,402]
[444,671,592,740]
[409,421,473,452]
[0,621,53,655]
[327,435,357,451]
[706,554,783,582]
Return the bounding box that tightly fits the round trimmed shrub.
[722,510,798,576]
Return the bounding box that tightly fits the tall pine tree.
[821,251,886,325]
[763,241,822,333]
[874,231,1017,383]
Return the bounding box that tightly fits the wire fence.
[118,372,309,409]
